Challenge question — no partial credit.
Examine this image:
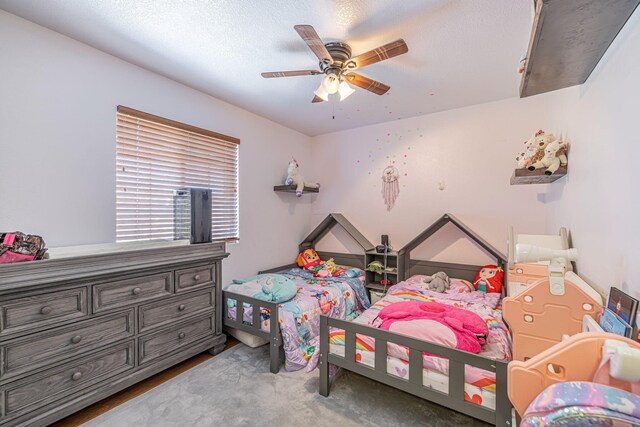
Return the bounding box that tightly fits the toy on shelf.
[285,158,320,197]
[509,333,640,417]
[528,138,568,175]
[514,130,556,169]
[503,232,603,362]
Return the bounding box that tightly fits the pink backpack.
[0,232,47,264]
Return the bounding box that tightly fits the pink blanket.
[378,301,488,354]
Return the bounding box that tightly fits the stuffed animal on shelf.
[286,158,320,197]
[527,138,568,175]
[473,265,504,293]
[366,260,384,275]
[515,130,557,169]
[421,271,451,293]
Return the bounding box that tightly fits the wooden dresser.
[0,241,228,427]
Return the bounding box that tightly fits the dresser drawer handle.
[40,306,53,315]
[178,304,186,311]
[131,287,142,295]
[70,335,83,344]
[178,332,186,339]
[71,371,83,381]
[193,274,201,281]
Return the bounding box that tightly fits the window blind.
[116,106,239,243]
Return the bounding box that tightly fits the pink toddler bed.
[328,275,511,410]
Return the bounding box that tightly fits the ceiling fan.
[261,25,408,103]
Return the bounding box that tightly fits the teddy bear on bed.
[421,271,451,293]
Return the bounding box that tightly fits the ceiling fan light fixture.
[338,81,355,101]
[314,83,329,102]
[322,74,340,94]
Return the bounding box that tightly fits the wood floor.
[52,337,240,427]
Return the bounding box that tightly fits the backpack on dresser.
[0,232,48,264]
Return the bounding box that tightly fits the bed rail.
[319,316,512,426]
[222,290,282,373]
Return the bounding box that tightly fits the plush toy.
[515,130,557,169]
[366,260,384,275]
[527,138,568,175]
[296,249,321,270]
[421,271,451,293]
[286,158,320,197]
[473,265,504,293]
[313,258,337,278]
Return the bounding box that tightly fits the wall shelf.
[273,185,319,194]
[510,165,567,185]
[520,0,640,98]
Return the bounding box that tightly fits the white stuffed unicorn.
[286,158,320,197]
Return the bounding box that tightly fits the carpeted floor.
[82,344,490,427]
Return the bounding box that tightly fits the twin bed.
[224,213,512,426]
[222,214,375,373]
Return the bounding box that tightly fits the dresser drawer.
[139,289,214,333]
[1,309,134,381]
[0,288,88,337]
[139,315,214,365]
[92,272,172,313]
[3,341,135,417]
[175,264,214,293]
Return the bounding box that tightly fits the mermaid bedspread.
[226,267,370,371]
[329,275,511,400]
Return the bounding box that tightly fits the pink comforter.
[378,300,488,354]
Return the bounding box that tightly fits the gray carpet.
[83,344,490,427]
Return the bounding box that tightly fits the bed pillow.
[473,265,504,293]
[334,266,363,278]
[226,274,298,303]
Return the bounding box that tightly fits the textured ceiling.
[0,0,533,136]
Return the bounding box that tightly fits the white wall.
[0,11,313,283]
[541,9,640,297]
[310,96,551,265]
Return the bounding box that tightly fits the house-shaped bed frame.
[398,213,507,284]
[319,213,513,426]
[223,213,374,373]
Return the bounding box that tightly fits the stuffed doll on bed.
[473,265,504,293]
[295,249,359,278]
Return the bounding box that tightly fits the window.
[116,106,239,243]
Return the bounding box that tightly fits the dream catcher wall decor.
[381,165,400,211]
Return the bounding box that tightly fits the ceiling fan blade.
[312,95,324,103]
[345,73,390,95]
[349,39,408,70]
[261,70,321,78]
[294,25,333,65]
